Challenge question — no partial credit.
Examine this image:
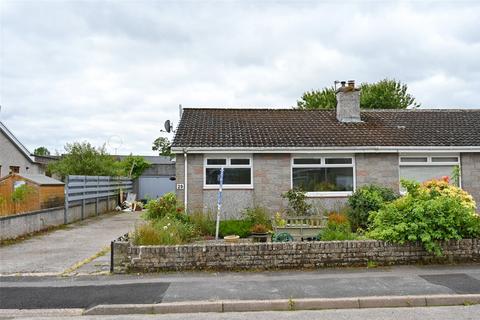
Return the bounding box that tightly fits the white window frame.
[204,154,253,189]
[291,154,355,197]
[398,153,461,190]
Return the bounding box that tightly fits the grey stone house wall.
[175,152,480,218]
[356,153,399,192]
[461,153,480,212]
[0,130,43,177]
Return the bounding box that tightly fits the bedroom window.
[204,156,252,189]
[399,154,460,190]
[292,156,354,197]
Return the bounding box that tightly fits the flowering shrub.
[422,176,476,211]
[368,179,480,255]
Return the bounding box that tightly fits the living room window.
[204,155,252,189]
[399,154,460,191]
[291,156,354,197]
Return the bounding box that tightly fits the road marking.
[61,246,110,276]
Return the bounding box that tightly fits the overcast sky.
[1,0,479,155]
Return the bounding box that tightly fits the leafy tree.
[152,137,172,157]
[33,147,50,156]
[118,155,150,179]
[48,142,120,179]
[297,79,420,109]
[297,87,336,109]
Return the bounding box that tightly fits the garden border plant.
[367,178,480,255]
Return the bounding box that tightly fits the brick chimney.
[336,80,361,123]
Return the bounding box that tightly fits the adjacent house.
[171,81,480,218]
[0,121,44,178]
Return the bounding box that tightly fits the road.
[1,264,479,309]
[0,211,141,275]
[1,306,479,320]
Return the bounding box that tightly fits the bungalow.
[171,81,480,218]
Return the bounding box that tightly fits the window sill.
[203,185,254,190]
[305,191,352,198]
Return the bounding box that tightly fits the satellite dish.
[164,120,172,133]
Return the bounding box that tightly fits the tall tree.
[152,137,172,158]
[33,146,51,156]
[297,79,420,109]
[48,142,120,179]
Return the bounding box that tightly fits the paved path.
[0,211,141,275]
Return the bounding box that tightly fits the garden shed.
[0,173,64,216]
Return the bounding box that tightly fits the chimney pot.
[347,80,355,88]
[341,81,346,87]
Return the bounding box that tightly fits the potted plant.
[250,224,269,243]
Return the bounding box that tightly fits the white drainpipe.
[184,152,188,212]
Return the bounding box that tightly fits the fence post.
[81,176,85,220]
[64,176,69,224]
[106,176,110,211]
[95,176,99,216]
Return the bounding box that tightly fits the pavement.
[1,264,479,310]
[0,211,141,276]
[1,305,480,319]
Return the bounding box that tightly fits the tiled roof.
[172,108,480,149]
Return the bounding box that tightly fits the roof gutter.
[171,146,480,154]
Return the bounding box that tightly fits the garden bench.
[275,215,327,241]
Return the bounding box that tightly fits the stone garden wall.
[112,239,480,273]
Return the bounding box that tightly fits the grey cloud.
[1,0,479,155]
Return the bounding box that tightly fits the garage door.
[138,176,175,200]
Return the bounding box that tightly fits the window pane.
[432,157,458,163]
[292,167,353,192]
[325,158,352,164]
[293,158,321,165]
[206,159,226,165]
[230,158,250,165]
[399,165,456,191]
[400,157,428,163]
[206,168,251,185]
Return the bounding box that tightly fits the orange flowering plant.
[422,176,476,211]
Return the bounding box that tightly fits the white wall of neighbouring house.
[0,130,44,178]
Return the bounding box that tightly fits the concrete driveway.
[0,211,141,275]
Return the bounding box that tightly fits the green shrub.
[319,212,357,241]
[219,220,253,238]
[242,206,272,229]
[282,188,312,216]
[189,211,215,236]
[143,192,185,221]
[367,179,480,255]
[347,184,398,231]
